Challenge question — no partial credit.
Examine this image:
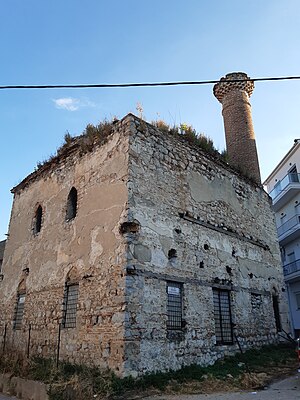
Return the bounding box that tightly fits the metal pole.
[234,331,251,373]
[56,323,61,367]
[27,324,31,358]
[234,332,244,354]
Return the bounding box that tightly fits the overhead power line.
[0,75,300,90]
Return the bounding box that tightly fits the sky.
[1,0,300,240]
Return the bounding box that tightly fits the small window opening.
[167,282,183,330]
[204,243,209,251]
[213,288,233,345]
[33,205,43,235]
[119,220,140,234]
[272,295,282,332]
[226,266,232,274]
[62,283,79,328]
[13,292,26,330]
[168,249,177,259]
[66,187,77,221]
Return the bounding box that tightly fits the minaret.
[213,72,261,184]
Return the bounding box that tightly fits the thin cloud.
[53,97,95,111]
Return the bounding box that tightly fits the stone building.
[0,73,289,377]
[0,240,6,275]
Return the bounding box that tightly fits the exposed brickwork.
[0,119,131,374]
[213,72,254,102]
[214,72,261,184]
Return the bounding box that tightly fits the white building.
[264,139,300,337]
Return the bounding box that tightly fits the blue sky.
[1,0,300,240]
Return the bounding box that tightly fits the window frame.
[213,288,234,345]
[62,283,79,329]
[13,292,26,330]
[166,281,183,330]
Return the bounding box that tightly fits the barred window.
[62,283,79,328]
[13,293,26,330]
[213,288,233,345]
[167,282,183,330]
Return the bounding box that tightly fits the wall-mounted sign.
[168,286,181,296]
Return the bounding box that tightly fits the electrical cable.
[0,75,300,90]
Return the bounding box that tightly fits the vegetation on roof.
[34,117,227,172]
[19,115,227,193]
[152,120,228,162]
[11,113,261,194]
[36,120,114,170]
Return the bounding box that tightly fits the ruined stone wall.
[0,118,131,374]
[124,115,289,376]
[0,113,290,378]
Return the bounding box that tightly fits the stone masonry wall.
[0,117,131,374]
[0,113,290,378]
[123,115,289,376]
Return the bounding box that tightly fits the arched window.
[66,187,77,221]
[33,205,43,235]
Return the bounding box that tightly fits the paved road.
[146,374,300,400]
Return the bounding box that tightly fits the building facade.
[0,73,290,376]
[0,240,6,276]
[264,139,300,337]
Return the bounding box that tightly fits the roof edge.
[263,139,300,185]
[11,112,262,195]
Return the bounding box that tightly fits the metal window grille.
[167,282,183,330]
[213,288,233,345]
[14,293,25,330]
[62,284,79,328]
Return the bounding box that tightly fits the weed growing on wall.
[152,120,227,161]
[36,120,114,170]
[33,115,254,184]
